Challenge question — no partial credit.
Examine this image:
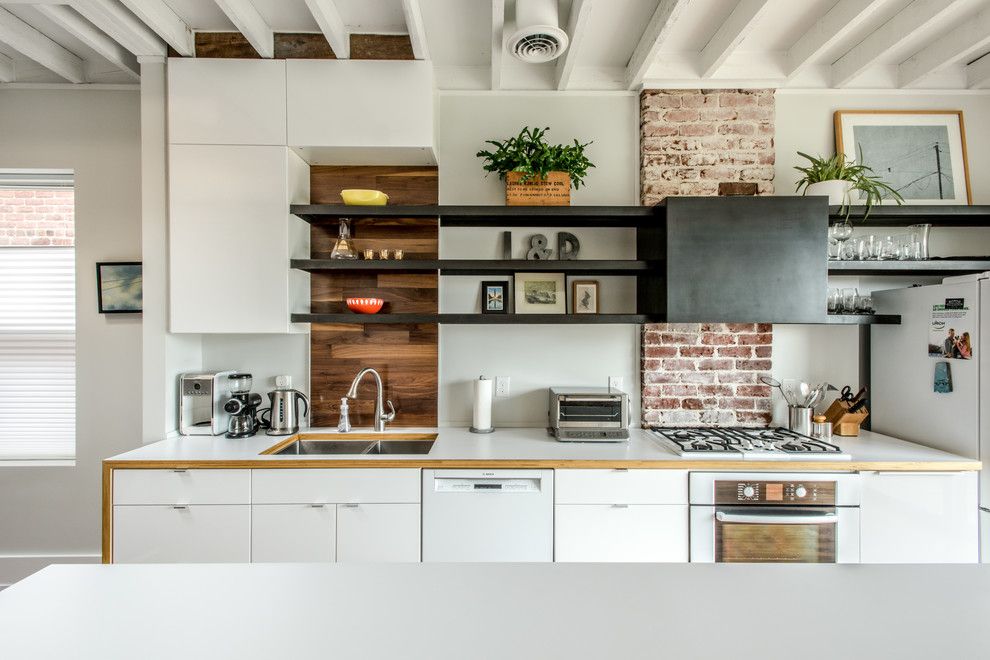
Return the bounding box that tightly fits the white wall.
[436,92,641,425]
[0,89,142,584]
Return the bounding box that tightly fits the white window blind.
[0,248,75,459]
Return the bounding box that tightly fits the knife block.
[823,399,869,437]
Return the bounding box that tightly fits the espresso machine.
[223,373,263,438]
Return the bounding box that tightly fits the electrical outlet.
[608,376,624,391]
[495,376,510,398]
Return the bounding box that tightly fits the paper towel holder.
[470,375,495,434]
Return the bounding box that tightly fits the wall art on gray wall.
[97,262,142,313]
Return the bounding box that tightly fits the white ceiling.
[0,0,989,91]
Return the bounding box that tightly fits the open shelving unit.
[290,259,658,276]
[828,204,990,227]
[828,258,990,277]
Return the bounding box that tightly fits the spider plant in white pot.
[794,151,903,223]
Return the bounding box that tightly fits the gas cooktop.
[650,427,851,461]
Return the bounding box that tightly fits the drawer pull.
[171,505,188,510]
[341,503,360,508]
[612,468,629,473]
[309,503,326,508]
[611,504,629,508]
[171,469,187,474]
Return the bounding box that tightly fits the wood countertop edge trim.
[102,462,112,564]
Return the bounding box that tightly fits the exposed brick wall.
[643,323,773,427]
[0,189,75,246]
[640,88,775,206]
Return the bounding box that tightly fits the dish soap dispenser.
[330,218,359,260]
[337,397,352,433]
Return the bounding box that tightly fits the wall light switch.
[495,376,510,398]
[608,376,624,391]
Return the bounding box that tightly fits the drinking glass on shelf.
[827,236,840,260]
[879,235,897,260]
[908,223,932,260]
[840,240,858,261]
[866,234,882,260]
[828,222,853,261]
[827,288,841,314]
[841,287,858,314]
[857,294,875,314]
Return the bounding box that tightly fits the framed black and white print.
[514,272,566,315]
[481,280,508,314]
[97,262,142,313]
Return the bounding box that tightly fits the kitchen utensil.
[759,376,793,405]
[340,189,388,205]
[787,406,813,436]
[782,379,809,407]
[346,297,384,314]
[330,219,359,260]
[847,398,868,414]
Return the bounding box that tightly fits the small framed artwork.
[481,280,508,314]
[96,262,143,314]
[514,272,566,315]
[835,110,972,205]
[572,280,599,314]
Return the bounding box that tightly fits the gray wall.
[0,89,142,584]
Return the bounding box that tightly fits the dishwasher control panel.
[435,478,541,492]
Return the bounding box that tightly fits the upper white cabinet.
[168,144,309,333]
[168,58,287,146]
[860,471,979,563]
[286,60,436,165]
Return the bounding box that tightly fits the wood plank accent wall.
[183,33,414,60]
[309,166,439,428]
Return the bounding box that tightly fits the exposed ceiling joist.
[0,7,85,83]
[303,0,349,59]
[70,0,164,57]
[401,0,429,60]
[967,54,990,89]
[785,0,890,77]
[214,0,273,58]
[554,0,592,90]
[899,10,990,87]
[119,0,194,57]
[36,4,139,81]
[831,0,963,87]
[0,51,13,82]
[625,0,690,90]
[698,0,771,78]
[491,0,504,90]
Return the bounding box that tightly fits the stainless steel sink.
[363,440,436,455]
[265,434,436,456]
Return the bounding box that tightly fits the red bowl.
[346,297,384,314]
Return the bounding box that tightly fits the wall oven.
[690,472,861,563]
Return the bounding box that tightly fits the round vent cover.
[506,25,569,63]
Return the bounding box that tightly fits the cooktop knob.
[742,485,756,498]
[795,486,808,498]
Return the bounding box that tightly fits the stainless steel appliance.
[264,388,310,436]
[690,472,861,563]
[178,371,235,436]
[548,387,629,441]
[652,427,850,460]
[223,373,262,439]
[422,469,554,562]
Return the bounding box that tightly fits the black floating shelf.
[291,205,441,221]
[828,258,990,276]
[828,205,990,227]
[825,314,901,325]
[290,259,656,275]
[290,205,662,228]
[291,313,659,325]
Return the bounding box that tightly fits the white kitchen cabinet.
[860,471,979,563]
[251,504,335,563]
[113,505,250,563]
[555,504,688,562]
[168,144,309,333]
[555,469,688,505]
[251,469,421,504]
[168,58,286,146]
[114,469,250,505]
[336,503,420,562]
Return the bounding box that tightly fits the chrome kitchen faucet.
[345,367,395,432]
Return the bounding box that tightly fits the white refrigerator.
[871,272,989,560]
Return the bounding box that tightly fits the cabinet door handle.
[171,505,188,510]
[171,469,187,473]
[611,504,629,508]
[612,468,629,472]
[341,503,360,508]
[309,503,326,508]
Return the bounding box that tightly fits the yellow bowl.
[340,189,389,206]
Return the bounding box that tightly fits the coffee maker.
[223,373,263,438]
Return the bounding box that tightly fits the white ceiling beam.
[0,51,13,82]
[0,7,85,83]
[400,0,429,60]
[831,0,963,87]
[303,0,349,59]
[698,0,771,78]
[118,0,194,57]
[624,0,690,90]
[491,0,504,90]
[554,0,592,90]
[899,9,990,87]
[36,5,139,81]
[214,0,273,58]
[785,0,890,77]
[967,54,990,89]
[70,0,164,57]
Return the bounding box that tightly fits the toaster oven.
[548,387,629,442]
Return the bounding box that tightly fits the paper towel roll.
[471,377,493,433]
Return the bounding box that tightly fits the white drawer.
[113,504,250,563]
[554,504,689,562]
[113,469,251,505]
[252,469,421,504]
[554,469,687,505]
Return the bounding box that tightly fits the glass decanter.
[330,218,358,260]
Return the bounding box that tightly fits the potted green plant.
[476,126,594,206]
[794,151,904,222]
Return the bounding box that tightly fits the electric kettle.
[264,388,310,436]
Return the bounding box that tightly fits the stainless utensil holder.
[788,406,813,436]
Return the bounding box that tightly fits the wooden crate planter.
[505,171,571,206]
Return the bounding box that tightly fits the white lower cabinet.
[555,504,688,562]
[113,505,250,563]
[860,471,979,563]
[337,503,420,562]
[251,504,336,563]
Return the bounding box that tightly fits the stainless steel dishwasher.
[422,469,554,562]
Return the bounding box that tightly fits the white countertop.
[105,427,980,469]
[1,562,988,660]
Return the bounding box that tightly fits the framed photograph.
[514,272,566,315]
[481,280,508,314]
[96,262,142,313]
[572,280,599,314]
[835,110,972,205]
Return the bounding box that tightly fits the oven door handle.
[715,511,837,525]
